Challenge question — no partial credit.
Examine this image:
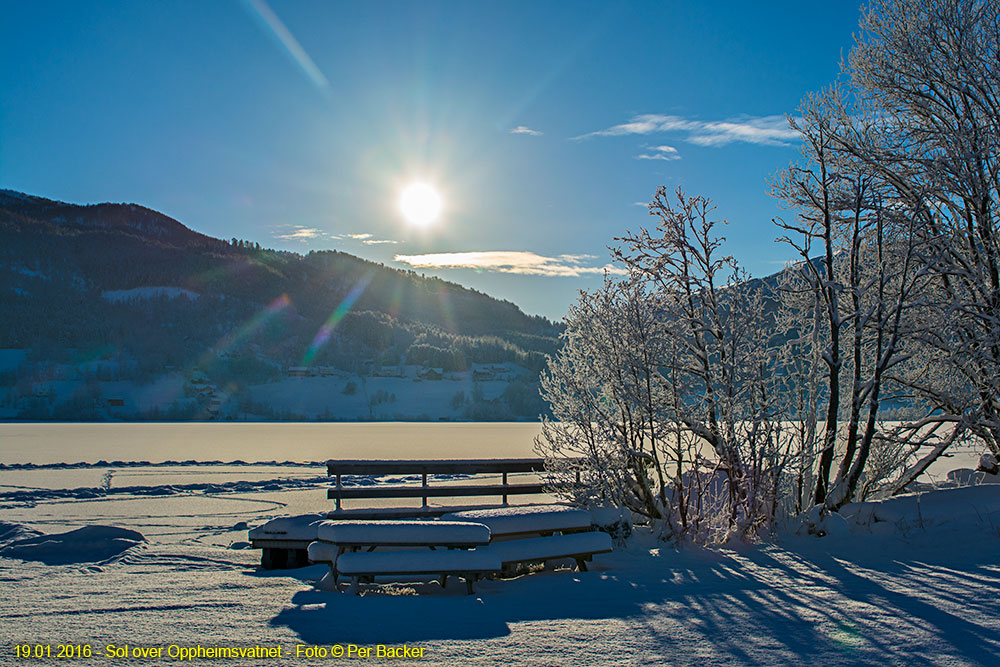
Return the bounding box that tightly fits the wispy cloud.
[636,145,680,161]
[394,251,626,277]
[580,113,798,147]
[344,232,398,245]
[273,225,338,242]
[510,125,543,136]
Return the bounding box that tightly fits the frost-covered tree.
[771,91,930,511]
[537,273,671,522]
[817,0,1000,489]
[538,189,791,543]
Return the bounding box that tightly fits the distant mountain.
[0,190,560,421]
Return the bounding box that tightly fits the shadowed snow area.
[1,485,999,665]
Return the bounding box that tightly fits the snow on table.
[315,520,490,546]
[336,548,501,575]
[441,504,592,536]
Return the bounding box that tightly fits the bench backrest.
[325,457,580,512]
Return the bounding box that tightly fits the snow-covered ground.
[2,427,999,666]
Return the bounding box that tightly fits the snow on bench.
[315,520,491,548]
[249,513,326,543]
[307,540,339,565]
[480,531,613,572]
[336,549,502,595]
[440,504,593,538]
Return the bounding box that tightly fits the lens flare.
[302,273,375,366]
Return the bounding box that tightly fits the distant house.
[420,368,444,381]
[473,370,492,381]
[287,366,313,377]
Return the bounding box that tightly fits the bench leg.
[351,576,360,595]
[464,574,477,595]
[440,574,448,588]
[575,557,588,572]
[261,547,287,570]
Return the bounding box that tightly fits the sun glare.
[399,183,442,226]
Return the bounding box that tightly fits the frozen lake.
[0,422,545,465]
[0,423,553,539]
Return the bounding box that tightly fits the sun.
[399,183,442,226]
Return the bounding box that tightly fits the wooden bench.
[250,457,584,569]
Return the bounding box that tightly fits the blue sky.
[0,1,863,319]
